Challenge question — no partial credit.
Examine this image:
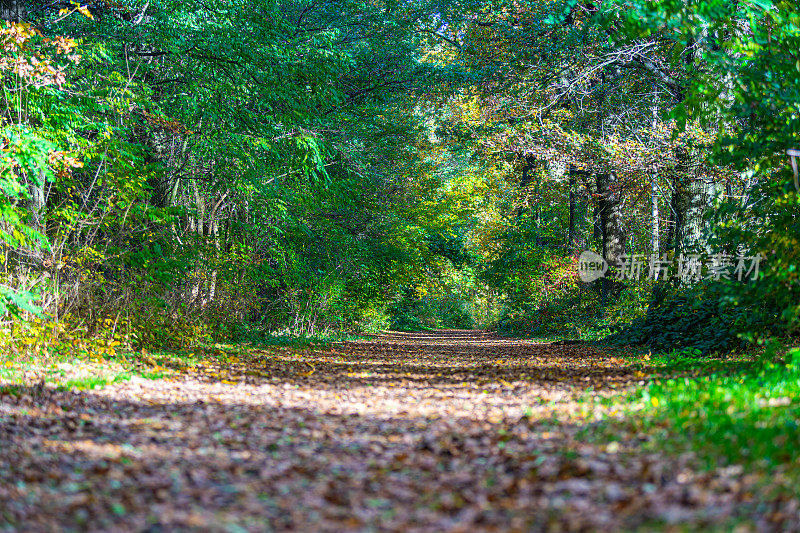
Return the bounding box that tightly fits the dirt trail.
[0,330,762,531]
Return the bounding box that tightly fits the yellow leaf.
[77,5,94,19]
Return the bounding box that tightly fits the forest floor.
[0,330,795,531]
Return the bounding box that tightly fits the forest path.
[1,330,754,531]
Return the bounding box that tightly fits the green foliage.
[389,300,428,332]
[0,0,793,358]
[606,281,754,354]
[0,1,450,348]
[0,23,74,317]
[608,0,800,345]
[708,177,800,343]
[389,290,475,331]
[615,0,800,167]
[425,231,476,268]
[494,280,654,341]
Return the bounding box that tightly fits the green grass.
[612,345,759,374]
[600,345,800,475]
[242,331,369,348]
[0,356,135,392]
[645,350,800,469]
[0,383,26,397]
[54,374,132,391]
[1,326,370,395]
[223,321,370,347]
[0,365,23,381]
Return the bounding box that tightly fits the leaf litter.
[0,330,794,531]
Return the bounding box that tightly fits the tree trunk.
[568,165,589,253]
[649,93,660,254]
[592,201,601,249]
[28,169,46,236]
[518,155,541,244]
[520,155,537,189]
[596,171,626,297]
[568,166,577,253]
[672,146,705,252]
[663,194,676,254]
[1,0,24,22]
[650,173,660,253]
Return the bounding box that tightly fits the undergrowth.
[590,344,800,481]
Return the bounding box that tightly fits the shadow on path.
[0,330,775,531]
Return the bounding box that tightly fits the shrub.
[605,281,762,354]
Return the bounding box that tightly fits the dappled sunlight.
[0,0,796,529]
[1,331,770,530]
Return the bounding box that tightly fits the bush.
[388,291,475,331]
[604,281,762,354]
